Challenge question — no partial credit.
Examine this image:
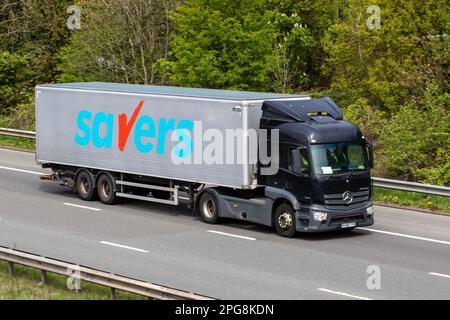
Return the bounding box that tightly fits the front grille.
[324,190,369,209]
[330,214,365,224]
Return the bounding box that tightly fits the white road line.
[357,227,450,246]
[0,165,43,175]
[63,202,101,212]
[207,230,257,241]
[318,288,372,300]
[99,241,149,253]
[429,272,450,279]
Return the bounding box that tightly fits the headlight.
[366,206,374,216]
[313,211,328,221]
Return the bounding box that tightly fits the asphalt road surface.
[0,148,449,299]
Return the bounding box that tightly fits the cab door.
[283,145,313,204]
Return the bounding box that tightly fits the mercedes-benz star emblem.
[342,191,353,204]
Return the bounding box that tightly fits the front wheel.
[198,192,219,224]
[274,203,296,238]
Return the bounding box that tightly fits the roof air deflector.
[261,97,343,123]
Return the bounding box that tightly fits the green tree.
[0,0,72,85]
[58,0,178,84]
[380,85,449,185]
[0,0,71,118]
[0,51,28,115]
[322,0,449,109]
[265,0,340,90]
[163,0,276,91]
[265,7,314,92]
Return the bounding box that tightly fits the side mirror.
[291,149,303,174]
[367,143,374,169]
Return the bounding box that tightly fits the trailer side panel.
[36,87,253,188]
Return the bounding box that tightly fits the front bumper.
[295,202,374,233]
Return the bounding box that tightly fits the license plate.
[340,222,356,229]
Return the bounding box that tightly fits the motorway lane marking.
[318,288,372,300]
[357,227,450,246]
[207,230,257,241]
[429,272,450,279]
[0,165,43,175]
[63,202,102,212]
[100,241,149,253]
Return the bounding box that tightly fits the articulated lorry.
[35,82,374,237]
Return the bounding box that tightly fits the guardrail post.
[40,270,47,285]
[110,287,116,300]
[7,262,15,277]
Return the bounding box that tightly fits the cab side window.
[298,148,309,174]
[288,147,309,175]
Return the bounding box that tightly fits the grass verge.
[0,135,35,151]
[373,187,450,213]
[0,261,145,300]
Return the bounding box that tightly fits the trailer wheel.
[76,171,96,201]
[274,203,296,238]
[198,192,219,224]
[97,173,117,204]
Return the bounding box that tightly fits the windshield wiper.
[325,171,346,181]
[346,170,355,180]
[325,169,364,181]
[346,170,366,179]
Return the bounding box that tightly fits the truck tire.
[198,192,219,224]
[97,173,117,204]
[274,202,296,238]
[76,171,97,201]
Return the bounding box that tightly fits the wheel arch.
[271,198,291,225]
[264,186,299,222]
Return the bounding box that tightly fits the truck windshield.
[310,142,368,175]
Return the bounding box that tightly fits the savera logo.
[74,100,193,157]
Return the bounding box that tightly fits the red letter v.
[118,100,144,152]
